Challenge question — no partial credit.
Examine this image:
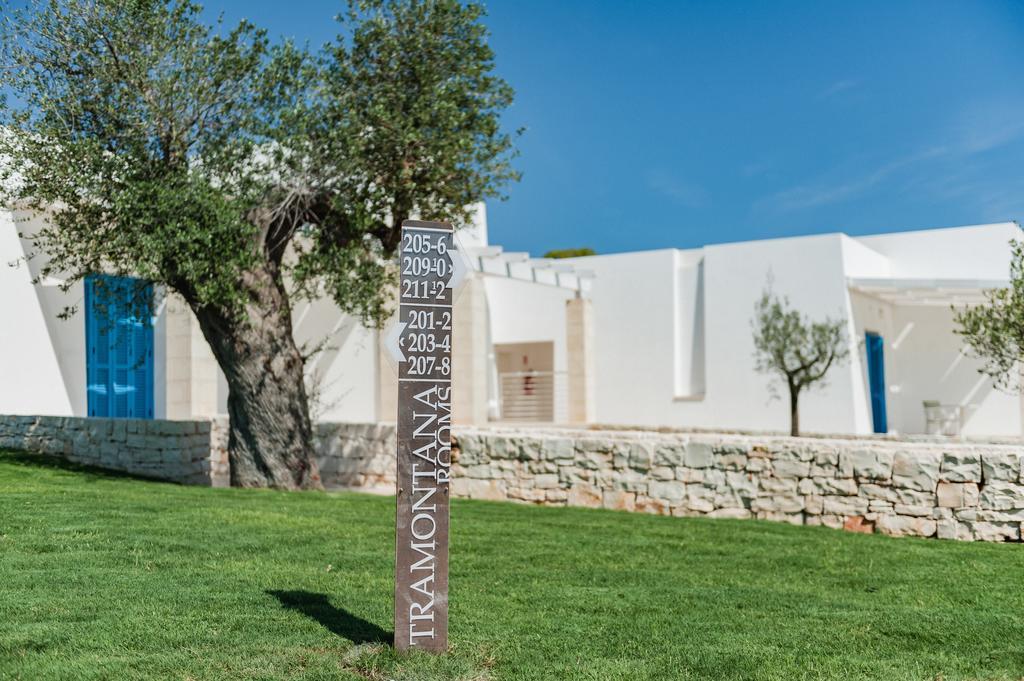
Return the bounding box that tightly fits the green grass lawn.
[2,450,1023,681]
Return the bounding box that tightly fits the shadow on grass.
[0,449,174,484]
[267,590,393,645]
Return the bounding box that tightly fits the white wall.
[0,209,82,416]
[560,249,682,426]
[674,252,705,397]
[857,222,1020,280]
[483,275,575,375]
[565,240,863,432]
[889,304,1018,436]
[701,234,862,433]
[292,297,379,423]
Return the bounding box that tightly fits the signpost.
[392,219,461,653]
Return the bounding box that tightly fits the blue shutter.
[86,276,111,417]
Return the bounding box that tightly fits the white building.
[0,201,1019,437]
[563,221,1021,436]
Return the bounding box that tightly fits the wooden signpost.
[391,219,462,653]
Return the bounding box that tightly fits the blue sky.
[12,1,1024,254]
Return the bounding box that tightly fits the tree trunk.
[789,383,800,437]
[190,263,321,490]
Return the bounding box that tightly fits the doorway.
[865,331,887,434]
[494,341,557,422]
[85,275,154,419]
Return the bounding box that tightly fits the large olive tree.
[0,0,518,489]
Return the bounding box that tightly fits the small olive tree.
[955,240,1024,391]
[752,288,849,436]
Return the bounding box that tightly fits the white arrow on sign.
[446,243,469,290]
[384,320,407,364]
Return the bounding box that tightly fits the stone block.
[809,462,839,478]
[602,490,636,512]
[894,488,936,506]
[806,514,844,529]
[935,519,958,540]
[751,495,804,514]
[868,500,893,513]
[746,455,769,473]
[653,443,685,467]
[822,496,868,516]
[814,477,858,496]
[719,452,748,471]
[858,484,898,503]
[979,481,1024,511]
[962,521,1020,542]
[576,437,613,455]
[891,452,940,492]
[675,467,704,483]
[940,451,981,483]
[763,477,800,495]
[684,442,714,468]
[842,449,894,480]
[981,452,1021,483]
[517,439,543,462]
[703,468,726,488]
[936,481,980,509]
[650,466,675,481]
[713,491,746,509]
[612,470,648,494]
[772,458,810,479]
[545,489,569,504]
[634,495,671,515]
[578,450,611,471]
[452,478,506,501]
[875,514,936,538]
[647,480,685,503]
[629,442,654,470]
[533,474,560,489]
[843,516,874,534]
[892,504,932,517]
[725,471,758,499]
[508,487,546,504]
[567,483,603,508]
[813,448,839,466]
[707,508,752,520]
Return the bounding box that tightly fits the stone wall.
[0,414,229,486]
[298,421,1024,542]
[448,427,1024,542]
[4,414,1024,542]
[315,421,396,493]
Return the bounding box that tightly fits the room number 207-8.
[406,355,451,377]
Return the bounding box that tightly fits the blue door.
[865,332,887,434]
[85,275,154,419]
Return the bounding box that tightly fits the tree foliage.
[955,240,1024,392]
[543,247,595,259]
[0,0,519,325]
[752,287,849,436]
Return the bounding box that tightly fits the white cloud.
[646,170,707,207]
[819,79,860,99]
